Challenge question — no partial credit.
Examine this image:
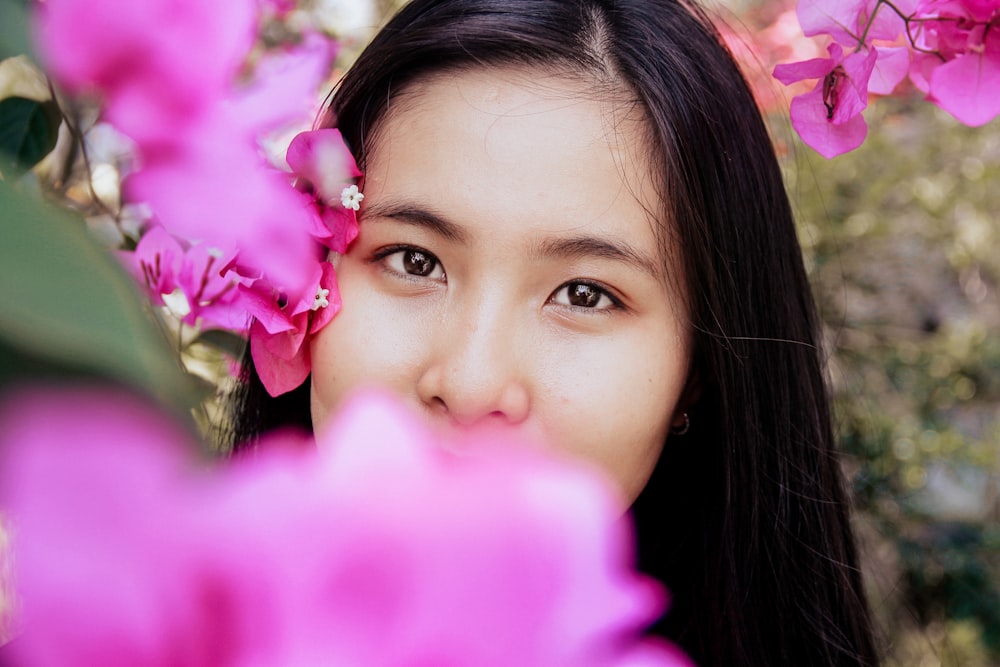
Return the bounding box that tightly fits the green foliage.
[0,0,32,61]
[781,96,1000,665]
[0,96,60,176]
[0,183,200,415]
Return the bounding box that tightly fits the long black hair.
[228,1,878,665]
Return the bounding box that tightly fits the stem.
[45,78,120,222]
[854,0,887,49]
[855,1,953,61]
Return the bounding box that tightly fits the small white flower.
[340,185,364,211]
[313,286,331,311]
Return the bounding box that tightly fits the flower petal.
[773,56,834,85]
[928,37,1000,126]
[250,319,311,396]
[789,86,869,157]
[868,46,911,95]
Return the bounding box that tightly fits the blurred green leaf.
[195,328,247,360]
[0,96,60,175]
[0,184,198,413]
[0,0,32,60]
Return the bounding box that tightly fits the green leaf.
[195,328,248,360]
[0,184,199,414]
[0,0,33,60]
[0,96,61,175]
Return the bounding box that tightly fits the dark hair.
[228,1,878,665]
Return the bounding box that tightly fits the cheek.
[536,331,686,504]
[308,269,429,430]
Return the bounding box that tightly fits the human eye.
[548,280,621,311]
[372,245,446,282]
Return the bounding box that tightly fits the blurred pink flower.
[774,43,878,157]
[0,389,690,667]
[122,112,321,305]
[34,0,255,138]
[35,0,339,306]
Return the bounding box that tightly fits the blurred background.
[1,0,998,664]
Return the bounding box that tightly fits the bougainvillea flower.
[867,46,911,94]
[242,260,340,396]
[35,0,256,142]
[927,32,1000,125]
[910,1,1000,125]
[123,113,320,305]
[774,43,878,157]
[919,0,1000,22]
[126,226,243,330]
[226,32,338,140]
[35,0,340,310]
[0,388,690,667]
[286,128,364,253]
[796,0,916,45]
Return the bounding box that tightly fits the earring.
[671,412,690,436]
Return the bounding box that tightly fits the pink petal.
[309,391,676,666]
[126,224,184,300]
[832,46,878,123]
[797,0,914,45]
[308,262,342,335]
[790,86,869,157]
[928,34,1000,126]
[286,128,362,201]
[178,244,243,329]
[908,52,939,94]
[773,56,835,85]
[250,319,311,396]
[959,0,1000,20]
[797,0,866,43]
[35,0,255,112]
[229,32,338,136]
[319,205,360,254]
[869,46,911,95]
[236,284,295,335]
[125,116,320,305]
[2,388,688,665]
[0,391,201,665]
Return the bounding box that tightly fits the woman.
[229,1,879,664]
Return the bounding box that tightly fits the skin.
[310,67,692,504]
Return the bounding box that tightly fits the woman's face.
[310,67,691,503]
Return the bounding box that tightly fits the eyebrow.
[360,201,468,243]
[534,235,663,282]
[361,200,662,280]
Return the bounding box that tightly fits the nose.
[415,298,531,427]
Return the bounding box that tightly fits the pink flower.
[867,45,912,94]
[34,0,256,136]
[911,0,1000,125]
[35,0,340,307]
[0,388,691,667]
[242,260,341,396]
[122,112,321,305]
[774,43,879,157]
[126,226,243,330]
[797,0,916,45]
[286,128,363,253]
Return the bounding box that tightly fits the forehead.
[363,66,667,275]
